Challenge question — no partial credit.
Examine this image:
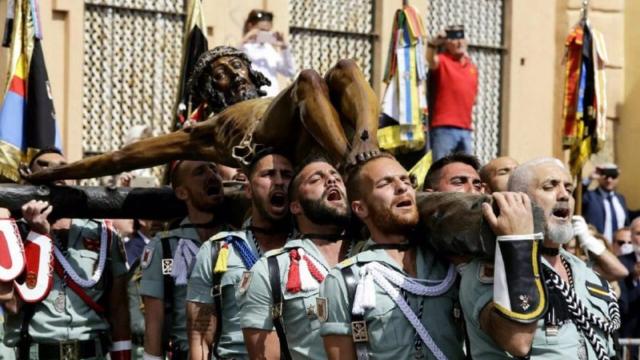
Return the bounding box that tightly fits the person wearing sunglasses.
[582,163,629,242]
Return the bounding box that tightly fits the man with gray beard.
[239,157,353,359]
[459,157,620,359]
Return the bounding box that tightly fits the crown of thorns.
[187,46,252,93]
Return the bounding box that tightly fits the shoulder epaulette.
[336,256,357,269]
[209,230,245,243]
[264,247,287,258]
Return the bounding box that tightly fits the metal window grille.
[426,0,505,163]
[288,0,376,82]
[81,0,185,184]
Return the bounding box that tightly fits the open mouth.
[326,188,342,202]
[395,199,413,208]
[270,192,286,208]
[206,181,222,196]
[551,207,570,220]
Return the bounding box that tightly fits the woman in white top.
[240,9,297,97]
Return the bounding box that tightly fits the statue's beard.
[547,222,574,245]
[226,86,259,105]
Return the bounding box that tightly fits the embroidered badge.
[519,294,530,311]
[54,291,66,313]
[316,297,328,322]
[161,259,173,275]
[26,271,37,289]
[83,237,100,252]
[238,271,252,294]
[140,247,153,269]
[478,263,494,284]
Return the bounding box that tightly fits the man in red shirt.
[427,25,478,161]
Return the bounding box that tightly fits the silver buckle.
[351,320,369,343]
[161,259,173,275]
[545,325,559,337]
[59,340,79,360]
[272,302,283,320]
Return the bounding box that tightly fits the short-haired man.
[185,150,293,360]
[319,154,465,359]
[1,148,131,360]
[612,227,633,256]
[427,25,478,161]
[582,163,629,242]
[479,156,518,193]
[460,157,620,359]
[141,161,226,360]
[423,152,483,194]
[238,157,353,359]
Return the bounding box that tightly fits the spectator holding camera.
[426,25,478,161]
[582,163,629,242]
[240,9,297,97]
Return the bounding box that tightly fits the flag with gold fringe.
[562,18,608,177]
[0,0,61,182]
[379,5,428,154]
[174,0,208,129]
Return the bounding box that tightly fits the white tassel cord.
[53,222,110,288]
[297,248,328,291]
[352,262,456,360]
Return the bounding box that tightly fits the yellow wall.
[619,0,640,208]
[501,0,561,163]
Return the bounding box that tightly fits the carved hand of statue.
[482,192,534,236]
[21,200,52,235]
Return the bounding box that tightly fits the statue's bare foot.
[346,130,380,166]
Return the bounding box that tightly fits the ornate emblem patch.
[238,271,252,294]
[161,259,173,275]
[140,247,153,269]
[83,237,100,252]
[316,297,328,322]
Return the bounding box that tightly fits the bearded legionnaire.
[24,46,381,185]
[140,161,227,360]
[0,149,132,360]
[459,158,620,360]
[186,149,293,360]
[319,154,465,359]
[238,157,353,359]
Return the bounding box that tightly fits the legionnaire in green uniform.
[459,158,620,359]
[186,150,293,359]
[319,154,465,360]
[0,149,132,360]
[123,220,158,360]
[239,158,354,359]
[140,161,227,360]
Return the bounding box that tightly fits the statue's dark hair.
[187,46,271,115]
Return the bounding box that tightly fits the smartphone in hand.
[256,30,276,45]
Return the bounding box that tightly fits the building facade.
[0,0,637,207]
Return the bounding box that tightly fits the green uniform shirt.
[187,228,261,359]
[139,217,203,351]
[319,242,465,360]
[128,265,145,359]
[4,219,127,346]
[239,238,336,360]
[459,248,616,359]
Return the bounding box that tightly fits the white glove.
[572,215,606,255]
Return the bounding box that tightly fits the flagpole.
[575,0,590,215]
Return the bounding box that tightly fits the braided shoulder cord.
[543,264,620,360]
